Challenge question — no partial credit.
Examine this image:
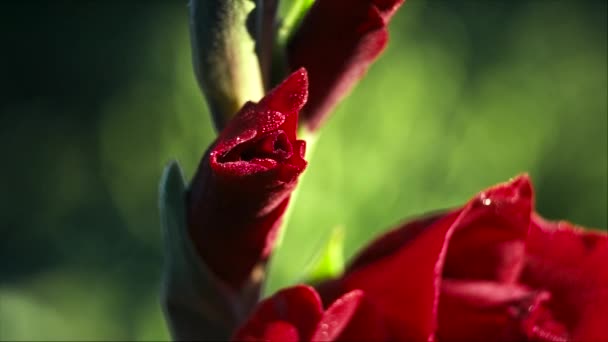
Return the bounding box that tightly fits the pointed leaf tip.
[305,226,346,283]
[159,160,186,219]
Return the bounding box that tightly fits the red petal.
[442,175,533,283]
[262,321,300,342]
[312,290,364,341]
[232,285,324,341]
[213,69,308,165]
[320,211,460,341]
[521,215,608,342]
[260,67,309,117]
[347,212,445,272]
[312,290,389,341]
[313,290,390,341]
[438,280,568,342]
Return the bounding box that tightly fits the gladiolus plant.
[159,1,607,341]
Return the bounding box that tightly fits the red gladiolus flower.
[519,215,608,342]
[288,0,405,131]
[315,175,608,341]
[232,285,390,341]
[187,69,308,290]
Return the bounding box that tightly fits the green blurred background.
[1,0,606,340]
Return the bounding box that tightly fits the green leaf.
[304,225,346,283]
[159,161,245,340]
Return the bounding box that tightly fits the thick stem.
[190,0,264,131]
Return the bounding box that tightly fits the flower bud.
[187,68,309,291]
[160,69,309,341]
[287,0,405,131]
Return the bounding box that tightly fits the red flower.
[316,175,608,341]
[232,285,390,341]
[288,0,405,131]
[187,69,308,290]
[519,215,608,342]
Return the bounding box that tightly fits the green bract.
[159,161,254,340]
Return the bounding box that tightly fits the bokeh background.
[1,0,606,340]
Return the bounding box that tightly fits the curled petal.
[521,215,608,342]
[318,211,460,341]
[438,280,569,342]
[234,287,390,342]
[313,290,390,341]
[187,70,308,290]
[441,175,533,283]
[232,285,324,341]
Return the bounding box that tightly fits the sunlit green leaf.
[304,226,346,283]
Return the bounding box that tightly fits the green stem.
[190,0,265,131]
[278,0,315,46]
[270,0,315,88]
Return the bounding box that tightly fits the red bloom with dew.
[161,1,607,341]
[233,176,608,342]
[187,69,309,290]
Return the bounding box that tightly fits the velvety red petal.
[232,285,324,341]
[442,175,533,283]
[259,68,309,126]
[288,0,405,131]
[438,280,568,342]
[212,69,308,177]
[317,175,536,341]
[262,321,300,342]
[187,70,308,289]
[347,212,445,272]
[312,290,364,341]
[312,290,390,341]
[319,211,461,341]
[521,215,608,342]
